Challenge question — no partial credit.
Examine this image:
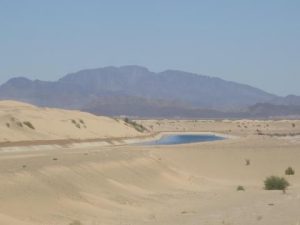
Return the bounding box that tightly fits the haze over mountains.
[1,65,300,118]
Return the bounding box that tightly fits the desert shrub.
[70,119,82,128]
[256,129,263,135]
[245,159,250,166]
[285,167,295,175]
[6,123,10,128]
[124,118,148,133]
[292,123,296,128]
[16,122,23,127]
[237,185,245,191]
[264,176,289,191]
[23,121,35,130]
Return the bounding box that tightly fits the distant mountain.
[0,77,88,109]
[81,95,228,118]
[269,95,300,106]
[0,65,299,118]
[246,103,300,118]
[59,66,276,110]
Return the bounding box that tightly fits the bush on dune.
[285,167,295,175]
[123,118,148,133]
[264,176,289,191]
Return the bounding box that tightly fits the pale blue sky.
[0,0,299,96]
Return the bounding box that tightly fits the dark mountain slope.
[58,65,276,109]
[2,65,298,118]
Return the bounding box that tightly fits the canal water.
[139,134,224,145]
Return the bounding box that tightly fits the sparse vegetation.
[285,167,295,175]
[69,221,82,225]
[256,129,263,135]
[292,123,296,128]
[245,159,250,166]
[6,123,10,128]
[124,118,148,132]
[16,121,23,127]
[237,185,245,191]
[264,176,289,191]
[23,121,35,130]
[70,119,85,129]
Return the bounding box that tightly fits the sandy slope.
[0,117,300,224]
[0,100,142,143]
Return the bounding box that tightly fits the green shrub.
[23,121,35,130]
[285,167,295,175]
[70,119,82,128]
[123,118,148,133]
[264,176,289,190]
[237,185,245,191]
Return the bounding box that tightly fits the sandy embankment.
[0,104,300,224]
[0,101,233,150]
[0,128,300,225]
[0,100,145,144]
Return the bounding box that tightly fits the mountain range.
[1,65,300,118]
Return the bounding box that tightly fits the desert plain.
[0,101,300,225]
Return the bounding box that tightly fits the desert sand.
[0,101,143,144]
[0,103,300,225]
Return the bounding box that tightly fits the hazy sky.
[0,0,299,96]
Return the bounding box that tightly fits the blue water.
[140,134,224,146]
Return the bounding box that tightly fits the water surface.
[140,134,224,145]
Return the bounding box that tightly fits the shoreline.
[0,131,233,152]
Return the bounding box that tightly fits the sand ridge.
[0,100,143,143]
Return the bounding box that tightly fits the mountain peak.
[0,66,287,116]
[118,65,150,75]
[4,77,32,86]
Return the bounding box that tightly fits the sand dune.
[0,100,143,143]
[0,109,300,224]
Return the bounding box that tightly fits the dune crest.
[0,100,142,143]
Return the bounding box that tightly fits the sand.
[0,106,300,224]
[0,100,143,144]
